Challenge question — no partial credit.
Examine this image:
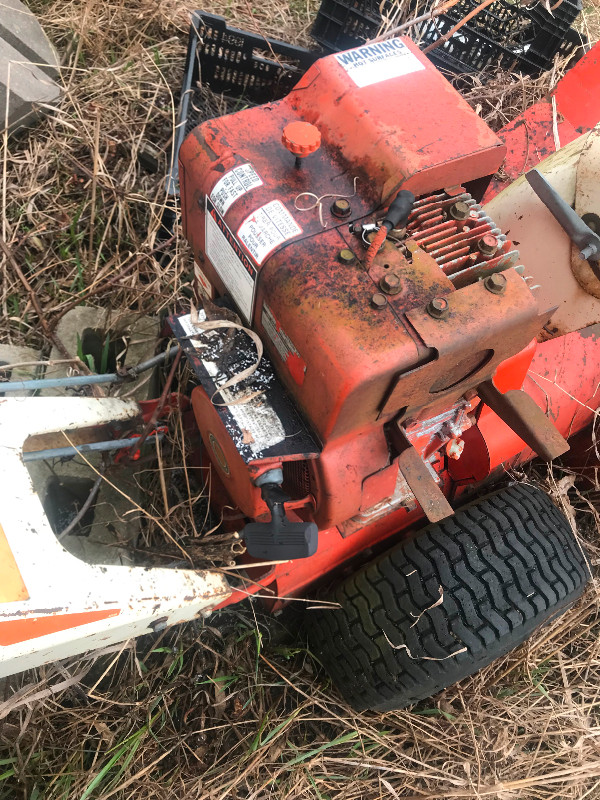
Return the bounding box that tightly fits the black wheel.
[309,483,589,712]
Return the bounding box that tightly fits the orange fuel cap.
[282,121,321,157]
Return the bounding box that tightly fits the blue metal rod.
[23,433,163,462]
[0,344,179,394]
[5,373,119,392]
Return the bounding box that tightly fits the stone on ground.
[1,0,61,132]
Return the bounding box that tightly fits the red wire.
[363,225,388,271]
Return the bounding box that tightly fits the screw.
[484,272,507,294]
[427,297,449,319]
[449,201,470,221]
[379,272,402,294]
[371,292,387,309]
[478,234,499,256]
[338,248,356,265]
[331,198,352,218]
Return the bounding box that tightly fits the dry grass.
[3,0,600,798]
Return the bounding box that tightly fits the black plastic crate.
[168,12,319,193]
[312,0,397,52]
[312,0,584,76]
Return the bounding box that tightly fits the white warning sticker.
[194,262,215,300]
[205,199,256,323]
[334,38,424,89]
[237,200,302,265]
[210,163,263,216]
[177,312,285,454]
[262,303,306,386]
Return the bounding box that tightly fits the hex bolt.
[449,201,470,221]
[427,296,449,319]
[484,272,507,294]
[371,292,388,309]
[379,272,402,294]
[331,198,352,218]
[478,234,499,256]
[338,248,356,265]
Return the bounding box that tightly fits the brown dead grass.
[2,1,600,799]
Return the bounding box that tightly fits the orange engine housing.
[176,36,552,535]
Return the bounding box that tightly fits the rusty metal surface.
[178,35,579,537]
[381,270,545,417]
[484,133,600,339]
[477,380,569,461]
[572,125,600,298]
[0,398,231,678]
[483,42,600,205]
[390,424,453,523]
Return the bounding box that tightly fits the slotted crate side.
[312,0,398,50]
[170,12,319,186]
[190,12,318,104]
[312,0,583,75]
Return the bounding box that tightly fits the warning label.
[205,198,256,323]
[334,38,424,89]
[262,303,306,386]
[210,163,263,216]
[194,263,215,300]
[237,200,302,265]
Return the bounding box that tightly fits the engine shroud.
[178,37,548,531]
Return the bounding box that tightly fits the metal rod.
[0,344,179,394]
[4,373,119,392]
[23,433,163,462]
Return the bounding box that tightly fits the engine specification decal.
[261,303,307,386]
[205,198,256,323]
[334,38,424,89]
[237,200,302,265]
[210,163,263,216]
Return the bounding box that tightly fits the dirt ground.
[2,0,600,798]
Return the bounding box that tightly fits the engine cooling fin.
[405,190,522,288]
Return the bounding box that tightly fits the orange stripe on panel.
[0,609,120,646]
[0,524,29,603]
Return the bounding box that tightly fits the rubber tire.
[309,484,589,712]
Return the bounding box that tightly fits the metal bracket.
[526,168,600,262]
[478,380,569,461]
[390,424,454,524]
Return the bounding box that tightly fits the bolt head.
[478,234,499,256]
[331,198,352,218]
[371,292,387,309]
[484,272,507,294]
[338,248,356,265]
[427,296,449,319]
[380,272,401,294]
[449,201,470,221]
